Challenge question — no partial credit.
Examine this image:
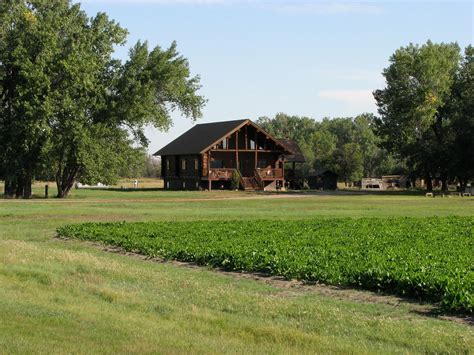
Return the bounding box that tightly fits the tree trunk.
[11,174,33,199]
[15,175,24,198]
[441,175,448,192]
[4,178,14,198]
[56,165,79,198]
[425,174,433,192]
[22,175,32,199]
[56,182,75,198]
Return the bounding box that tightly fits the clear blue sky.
[79,0,473,154]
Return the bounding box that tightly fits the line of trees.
[259,41,473,191]
[0,0,205,198]
[257,113,403,186]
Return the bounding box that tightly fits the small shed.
[361,178,385,190]
[307,168,338,190]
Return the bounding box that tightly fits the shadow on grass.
[410,307,474,325]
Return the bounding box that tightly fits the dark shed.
[307,168,338,190]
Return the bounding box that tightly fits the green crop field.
[1,185,474,353]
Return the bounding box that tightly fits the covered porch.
[206,151,285,191]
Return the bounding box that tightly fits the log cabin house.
[154,119,301,191]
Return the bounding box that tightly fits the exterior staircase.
[241,177,262,191]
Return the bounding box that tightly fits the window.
[181,159,186,170]
[222,139,227,150]
[249,139,255,150]
[166,159,170,171]
[194,159,198,170]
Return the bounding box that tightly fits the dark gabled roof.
[154,119,299,156]
[278,139,306,163]
[154,119,248,156]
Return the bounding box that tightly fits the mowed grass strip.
[58,217,474,313]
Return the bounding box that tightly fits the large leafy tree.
[336,142,363,186]
[311,126,337,172]
[0,0,205,198]
[449,46,474,190]
[0,0,54,197]
[374,41,462,191]
[318,117,365,184]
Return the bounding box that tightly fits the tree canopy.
[0,0,205,197]
[258,41,473,190]
[257,113,400,185]
[374,41,472,190]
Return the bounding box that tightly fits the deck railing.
[209,168,235,180]
[255,168,283,179]
[210,167,283,181]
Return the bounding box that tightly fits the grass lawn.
[0,184,473,353]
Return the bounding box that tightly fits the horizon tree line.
[1,2,472,196]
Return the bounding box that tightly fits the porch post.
[254,130,257,170]
[208,151,212,191]
[235,131,239,170]
[292,161,296,189]
[245,125,248,150]
[282,156,285,189]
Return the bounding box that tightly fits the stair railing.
[254,169,264,190]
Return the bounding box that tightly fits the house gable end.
[199,120,296,155]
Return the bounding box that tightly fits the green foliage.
[336,143,363,184]
[75,126,146,185]
[231,170,241,190]
[374,41,472,189]
[258,113,318,175]
[136,154,161,178]
[258,113,399,183]
[0,1,205,198]
[58,217,474,313]
[448,46,474,187]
